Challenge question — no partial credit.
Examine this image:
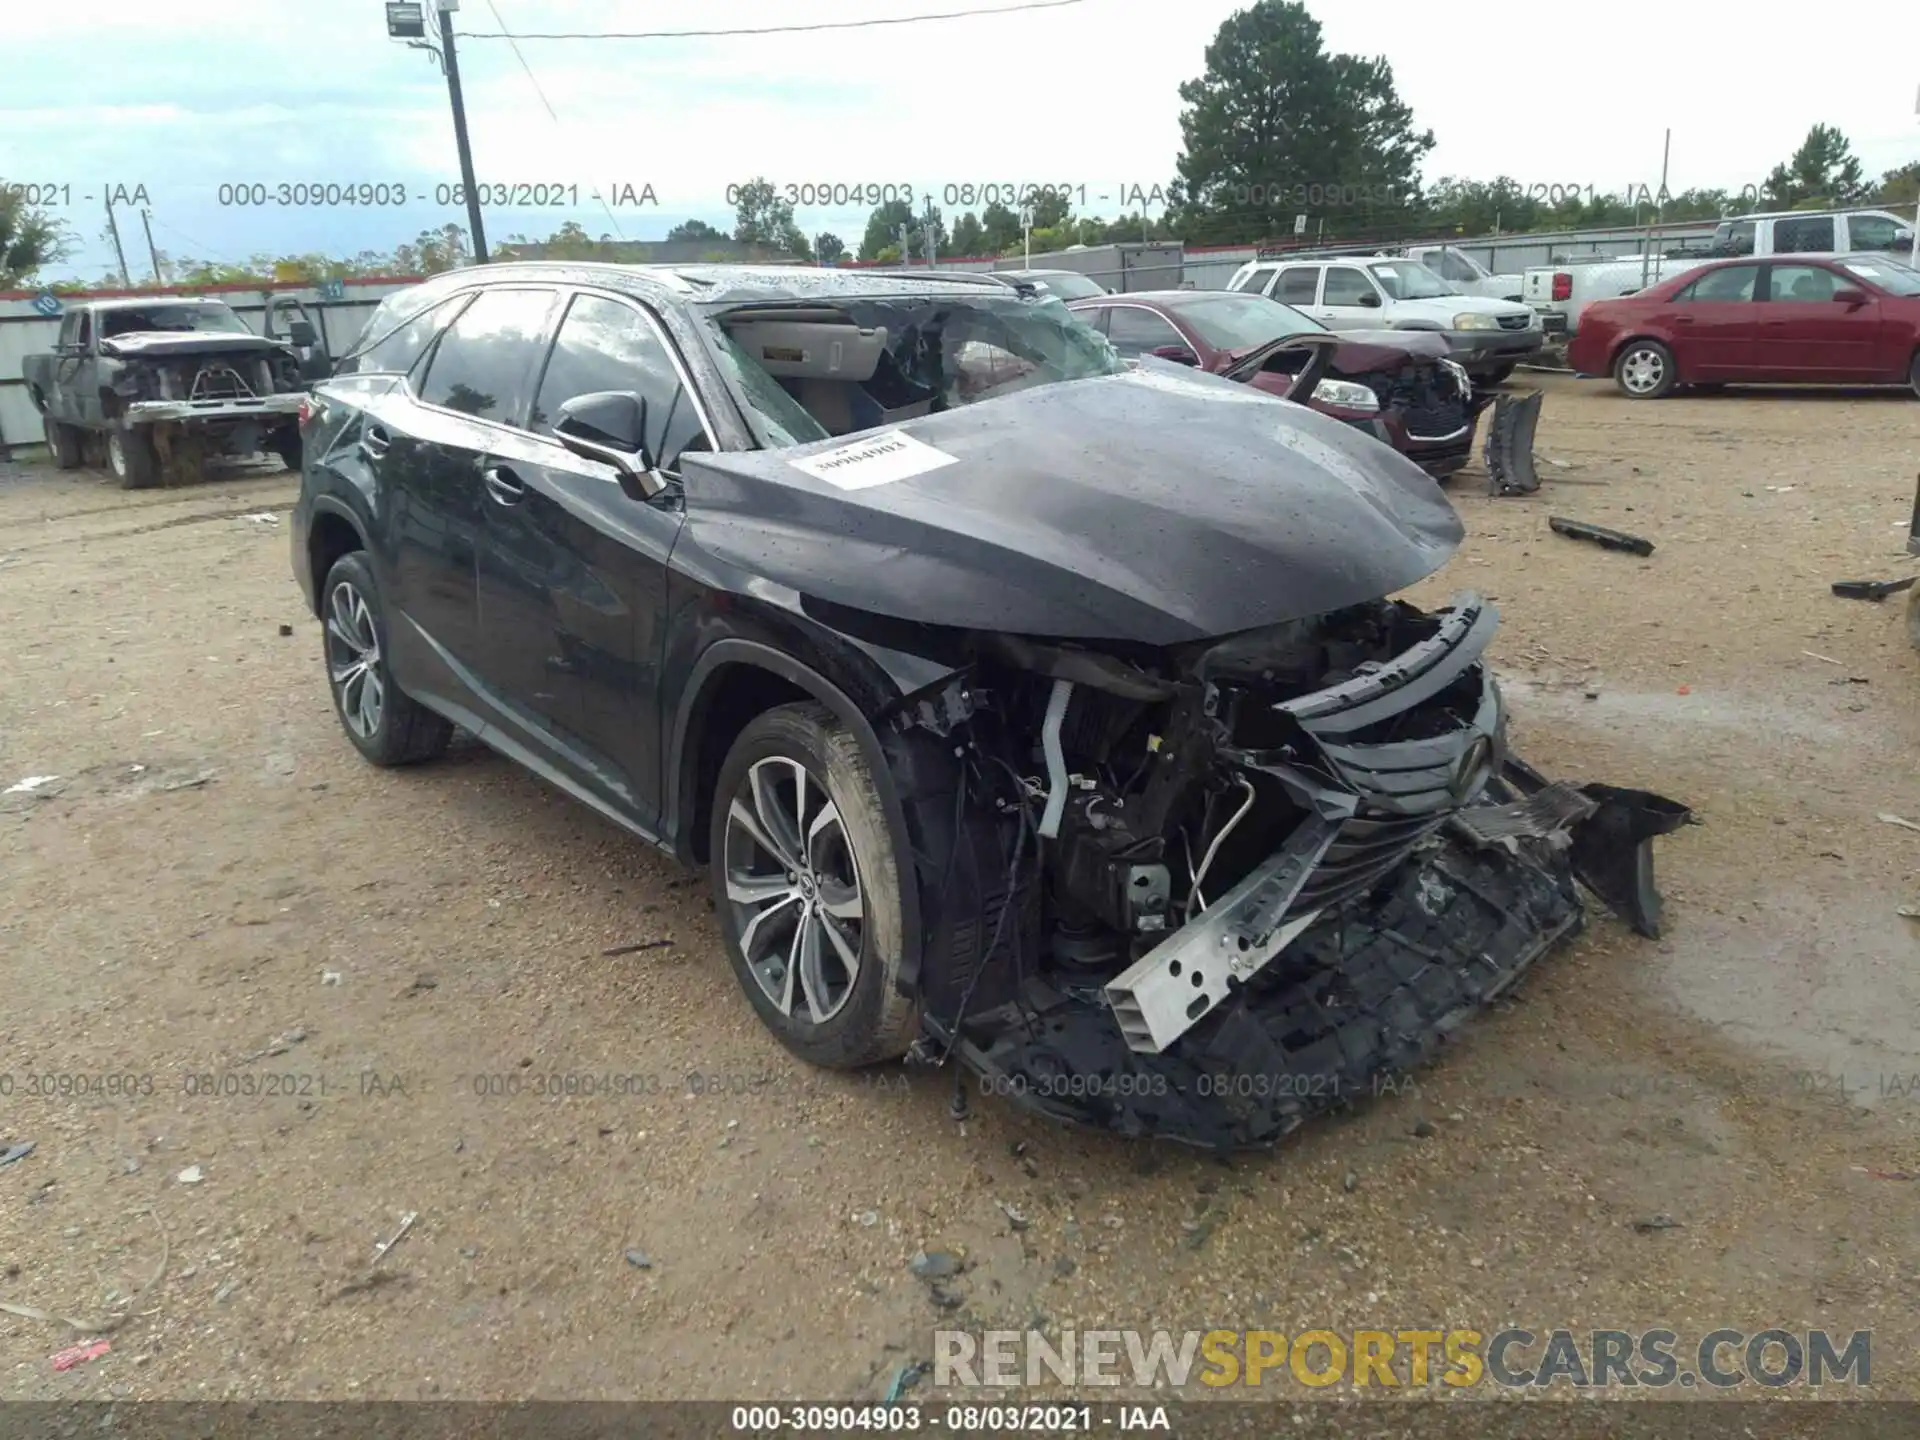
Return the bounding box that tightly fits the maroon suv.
[1066,290,1490,477]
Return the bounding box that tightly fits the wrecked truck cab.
[293,262,1688,1152]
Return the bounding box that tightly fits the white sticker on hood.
[788,429,958,490]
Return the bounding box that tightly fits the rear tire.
[106,426,159,489]
[319,551,452,767]
[1613,339,1677,399]
[1908,350,1920,400]
[709,702,918,1069]
[272,426,302,475]
[43,416,82,470]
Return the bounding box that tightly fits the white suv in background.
[1228,257,1545,382]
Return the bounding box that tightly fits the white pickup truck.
[1524,207,1916,336]
[1401,244,1526,303]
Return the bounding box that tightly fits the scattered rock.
[927,1285,965,1311]
[624,1249,654,1270]
[278,624,294,637]
[1052,1256,1076,1278]
[214,1279,239,1303]
[1342,1171,1359,1193]
[1631,1214,1681,1234]
[176,1165,203,1185]
[854,1210,880,1228]
[908,1251,963,1281]
[1411,1118,1436,1138]
[996,1200,1030,1232]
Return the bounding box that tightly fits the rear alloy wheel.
[710,703,916,1069]
[43,416,82,470]
[106,426,159,489]
[320,552,451,766]
[1614,340,1676,399]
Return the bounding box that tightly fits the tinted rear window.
[415,288,559,425]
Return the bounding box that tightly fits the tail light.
[297,398,313,430]
[1550,273,1572,302]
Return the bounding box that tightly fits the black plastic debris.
[1549,516,1654,557]
[1483,391,1543,497]
[1831,576,1916,602]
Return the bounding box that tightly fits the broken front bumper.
[124,394,304,424]
[941,593,1689,1149]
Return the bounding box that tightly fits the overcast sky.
[4,0,1915,282]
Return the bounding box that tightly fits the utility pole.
[102,197,131,287]
[389,1,487,264]
[898,222,912,264]
[437,0,488,263]
[139,208,165,285]
[922,194,939,267]
[1642,127,1670,289]
[1020,204,1032,268]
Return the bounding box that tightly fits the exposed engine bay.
[848,591,1688,1149]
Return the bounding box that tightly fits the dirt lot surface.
[2,376,1917,1410]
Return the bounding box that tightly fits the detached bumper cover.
[124,394,304,424]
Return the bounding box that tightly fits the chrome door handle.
[483,465,526,505]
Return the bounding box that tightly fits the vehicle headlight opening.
[1311,378,1381,411]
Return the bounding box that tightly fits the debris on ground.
[237,1028,306,1064]
[884,1359,930,1401]
[996,1200,1030,1232]
[320,970,342,986]
[4,775,61,795]
[0,1209,169,1335]
[176,1166,203,1185]
[908,1250,963,1281]
[1876,813,1920,833]
[1484,392,1544,497]
[243,513,278,525]
[601,938,674,957]
[1548,516,1654,556]
[0,1142,34,1168]
[1631,1214,1682,1234]
[277,623,294,636]
[1897,905,1920,921]
[624,1248,654,1270]
[50,1339,111,1371]
[155,770,215,792]
[372,1211,418,1263]
[1802,652,1843,666]
[1851,1167,1915,1181]
[1831,576,1916,602]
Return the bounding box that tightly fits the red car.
[1065,290,1489,477]
[1569,253,1920,398]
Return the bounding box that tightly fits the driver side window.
[1322,268,1377,305]
[1106,307,1188,358]
[530,293,709,472]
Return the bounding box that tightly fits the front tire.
[320,552,452,767]
[1614,339,1677,399]
[272,426,302,475]
[709,703,917,1069]
[106,426,159,489]
[44,416,83,470]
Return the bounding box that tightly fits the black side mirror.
[287,320,317,348]
[1356,290,1383,308]
[1150,343,1199,366]
[554,391,663,499]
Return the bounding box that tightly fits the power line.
[477,0,629,243]
[455,0,1088,41]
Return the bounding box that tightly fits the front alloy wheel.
[723,756,866,1026]
[708,703,917,1068]
[1615,340,1675,399]
[326,579,385,740]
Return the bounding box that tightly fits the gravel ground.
[1,377,1917,1407]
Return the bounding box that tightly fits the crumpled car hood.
[675,365,1462,645]
[99,332,287,360]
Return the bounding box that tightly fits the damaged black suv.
[291,263,1687,1148]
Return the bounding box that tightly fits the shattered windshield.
[100,304,252,337]
[1167,292,1326,350]
[1368,262,1455,300]
[708,292,1124,450]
